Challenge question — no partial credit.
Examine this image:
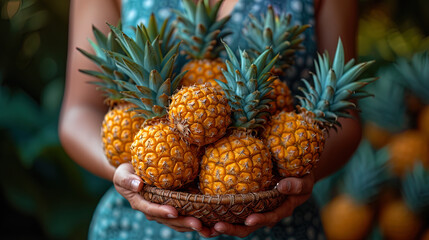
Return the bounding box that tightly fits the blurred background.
[0,0,428,239]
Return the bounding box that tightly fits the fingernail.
[214,226,225,233]
[167,214,177,219]
[279,181,291,193]
[131,180,141,191]
[245,220,254,226]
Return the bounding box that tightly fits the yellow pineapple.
[181,59,226,89]
[379,162,429,240]
[244,6,309,114]
[379,199,422,240]
[199,43,278,195]
[266,79,294,115]
[323,195,374,240]
[363,122,393,149]
[263,40,377,177]
[78,23,145,167]
[321,140,389,240]
[388,130,429,177]
[107,23,198,190]
[174,0,230,89]
[101,102,143,167]
[168,83,231,146]
[132,119,199,189]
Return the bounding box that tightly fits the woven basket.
[140,185,287,227]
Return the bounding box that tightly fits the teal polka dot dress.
[89,1,325,239]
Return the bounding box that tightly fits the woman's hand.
[113,163,212,236]
[207,173,315,238]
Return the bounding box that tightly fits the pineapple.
[174,0,231,88]
[198,43,278,195]
[360,66,407,149]
[395,51,429,139]
[321,140,389,240]
[379,162,429,240]
[107,23,199,190]
[244,5,309,75]
[244,6,309,114]
[263,40,377,177]
[77,23,145,167]
[168,83,232,146]
[379,199,422,240]
[387,130,429,177]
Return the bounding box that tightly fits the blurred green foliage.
[0,0,428,239]
[0,0,110,239]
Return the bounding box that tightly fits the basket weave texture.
[141,185,287,227]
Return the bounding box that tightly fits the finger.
[213,222,257,238]
[113,163,179,219]
[163,225,194,233]
[246,193,312,226]
[131,195,179,219]
[113,163,143,192]
[277,173,314,195]
[199,227,215,238]
[245,200,291,227]
[149,216,204,232]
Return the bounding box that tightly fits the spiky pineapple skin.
[102,102,144,167]
[388,130,429,177]
[169,84,231,146]
[266,79,294,115]
[130,120,199,190]
[263,111,325,177]
[322,195,374,240]
[199,131,273,195]
[180,59,227,90]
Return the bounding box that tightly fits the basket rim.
[142,185,284,205]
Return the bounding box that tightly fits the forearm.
[316,0,358,61]
[313,112,362,182]
[313,0,360,181]
[59,106,116,181]
[59,0,120,181]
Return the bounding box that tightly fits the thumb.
[113,163,143,192]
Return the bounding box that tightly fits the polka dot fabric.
[89,187,326,240]
[121,0,317,94]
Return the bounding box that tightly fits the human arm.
[59,0,211,234]
[208,0,360,237]
[313,0,361,181]
[59,0,119,180]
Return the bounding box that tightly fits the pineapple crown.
[174,0,231,59]
[106,24,186,119]
[298,39,377,128]
[402,162,429,214]
[359,66,408,133]
[132,13,177,56]
[77,22,129,102]
[216,41,278,129]
[395,50,429,104]
[244,5,309,73]
[341,140,390,204]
